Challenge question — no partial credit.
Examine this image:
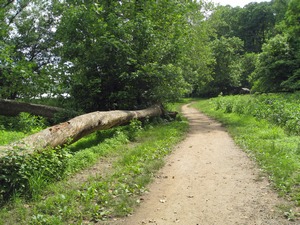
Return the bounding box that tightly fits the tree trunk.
[0,99,65,118]
[0,105,163,157]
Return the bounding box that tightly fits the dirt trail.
[113,104,296,225]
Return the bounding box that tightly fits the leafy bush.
[0,113,47,133]
[0,113,49,145]
[0,147,71,204]
[18,112,48,133]
[0,130,26,146]
[126,119,143,141]
[210,93,300,134]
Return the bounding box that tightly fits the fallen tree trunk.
[0,99,65,119]
[0,104,163,157]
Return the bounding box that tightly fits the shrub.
[0,147,71,204]
[210,93,300,135]
[0,113,47,133]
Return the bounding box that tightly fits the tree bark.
[0,99,65,118]
[0,105,163,157]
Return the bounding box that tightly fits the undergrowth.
[0,114,188,224]
[193,95,300,206]
[212,92,300,134]
[0,113,47,145]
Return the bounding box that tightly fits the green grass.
[0,130,26,145]
[0,115,189,224]
[2,96,299,223]
[211,92,300,134]
[0,113,48,146]
[166,98,195,112]
[193,98,300,206]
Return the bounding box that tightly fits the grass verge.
[192,99,300,207]
[0,115,188,224]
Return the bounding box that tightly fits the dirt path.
[112,104,296,225]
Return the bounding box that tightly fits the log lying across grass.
[0,105,163,157]
[0,99,65,119]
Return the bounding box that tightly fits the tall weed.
[0,147,71,204]
[210,92,300,135]
[0,113,48,145]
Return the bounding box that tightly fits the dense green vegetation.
[0,113,48,145]
[1,0,299,111]
[0,0,213,111]
[0,113,188,224]
[193,95,300,205]
[199,0,300,96]
[1,0,300,222]
[211,93,300,134]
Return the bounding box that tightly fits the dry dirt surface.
[111,104,298,225]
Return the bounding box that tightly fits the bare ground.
[109,103,298,225]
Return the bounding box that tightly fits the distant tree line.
[199,0,300,96]
[0,0,299,113]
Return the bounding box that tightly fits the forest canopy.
[0,0,299,112]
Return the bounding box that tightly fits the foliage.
[126,119,143,141]
[179,5,215,97]
[0,147,71,204]
[0,0,298,111]
[250,0,300,92]
[0,113,47,135]
[0,130,25,146]
[0,115,146,205]
[0,0,64,100]
[17,113,48,133]
[203,2,277,97]
[0,113,188,224]
[207,5,240,39]
[208,2,276,53]
[272,0,290,23]
[193,97,300,204]
[282,0,300,90]
[250,34,296,92]
[205,0,300,96]
[197,36,244,96]
[239,52,257,88]
[237,2,276,52]
[52,108,81,124]
[209,92,300,135]
[56,0,211,111]
[0,113,48,147]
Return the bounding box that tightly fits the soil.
[109,103,299,225]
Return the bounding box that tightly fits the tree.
[56,0,208,112]
[180,2,215,97]
[271,0,290,23]
[0,104,163,157]
[204,2,283,95]
[0,0,63,99]
[0,99,65,118]
[240,53,257,88]
[279,0,300,90]
[250,34,295,92]
[250,0,300,92]
[238,2,276,53]
[198,36,244,96]
[208,3,276,53]
[206,5,241,39]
